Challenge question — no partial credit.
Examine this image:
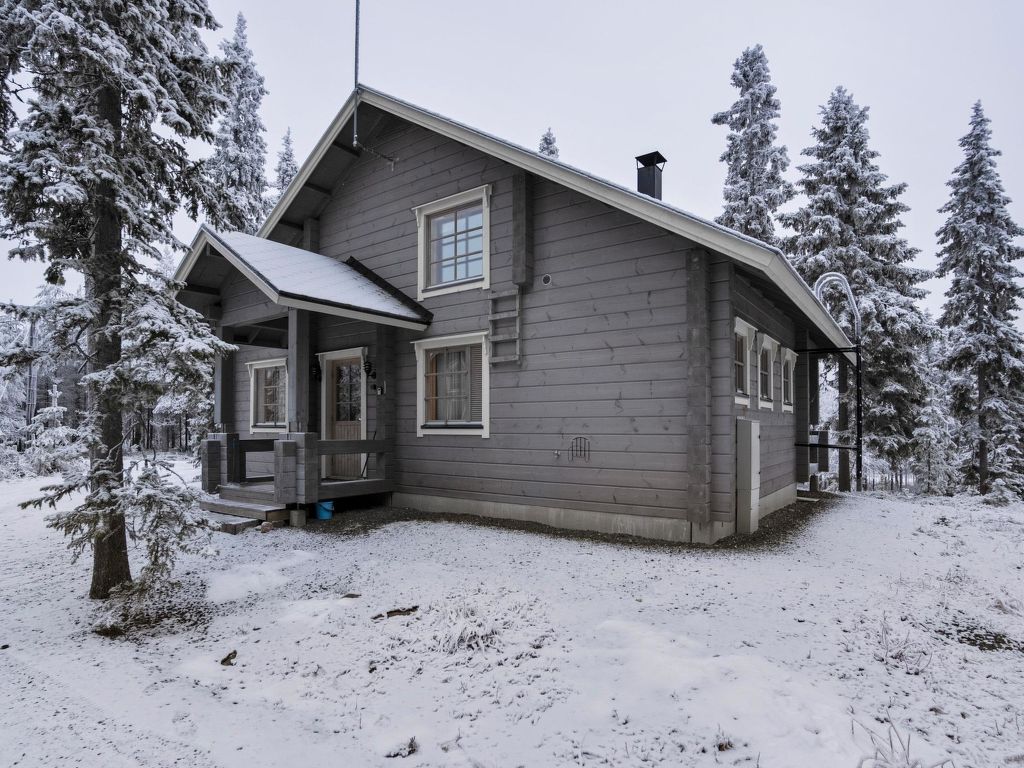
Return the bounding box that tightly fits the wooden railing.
[201,433,391,506]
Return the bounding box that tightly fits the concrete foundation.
[759,483,798,519]
[391,492,722,543]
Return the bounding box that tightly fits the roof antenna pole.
[352,0,361,148]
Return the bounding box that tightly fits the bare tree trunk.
[88,82,131,600]
[978,369,990,495]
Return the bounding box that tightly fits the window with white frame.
[781,348,798,413]
[413,332,489,437]
[734,317,757,406]
[248,358,287,432]
[413,186,491,300]
[757,334,780,409]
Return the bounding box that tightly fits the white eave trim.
[175,228,429,331]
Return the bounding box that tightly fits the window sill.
[251,425,287,434]
[759,398,773,411]
[782,403,794,414]
[734,394,750,407]
[418,277,487,301]
[417,423,488,438]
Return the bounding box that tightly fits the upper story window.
[413,185,491,300]
[247,358,287,432]
[757,333,780,410]
[734,334,747,394]
[781,348,798,413]
[734,317,756,407]
[413,331,490,438]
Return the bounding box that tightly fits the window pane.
[254,364,285,426]
[423,345,477,425]
[426,202,485,288]
[734,334,746,394]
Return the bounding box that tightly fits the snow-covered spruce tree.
[206,12,269,234]
[935,102,1024,498]
[711,44,794,246]
[911,330,958,495]
[22,385,83,477]
[538,127,559,159]
[0,314,28,444]
[0,1,234,599]
[270,126,299,207]
[780,87,931,475]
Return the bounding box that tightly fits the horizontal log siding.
[317,117,695,520]
[732,272,797,500]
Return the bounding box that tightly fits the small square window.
[427,203,485,288]
[414,186,491,300]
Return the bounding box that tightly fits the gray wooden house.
[178,85,851,544]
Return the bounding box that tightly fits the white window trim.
[734,317,757,407]
[247,357,288,433]
[781,348,798,413]
[413,185,491,301]
[757,333,780,411]
[412,331,490,438]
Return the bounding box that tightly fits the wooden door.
[325,356,362,479]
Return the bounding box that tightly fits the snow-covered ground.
[1,469,1022,767]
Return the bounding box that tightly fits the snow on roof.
[182,226,430,329]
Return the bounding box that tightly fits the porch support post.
[375,324,396,480]
[289,432,319,504]
[795,328,810,484]
[213,324,234,431]
[838,357,851,492]
[287,309,311,433]
[200,438,221,492]
[274,439,298,504]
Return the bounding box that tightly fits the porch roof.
[177,226,432,330]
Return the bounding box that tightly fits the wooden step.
[489,288,521,298]
[489,309,519,321]
[200,498,289,522]
[218,483,276,504]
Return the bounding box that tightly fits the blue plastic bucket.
[315,501,334,520]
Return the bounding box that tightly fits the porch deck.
[199,434,393,522]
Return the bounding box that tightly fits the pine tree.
[538,127,559,159]
[711,44,794,246]
[781,87,931,474]
[935,102,1024,498]
[270,127,299,207]
[206,13,269,234]
[0,0,234,599]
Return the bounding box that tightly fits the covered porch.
[176,226,432,522]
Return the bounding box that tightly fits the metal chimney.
[635,151,667,200]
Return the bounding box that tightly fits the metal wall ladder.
[488,287,521,364]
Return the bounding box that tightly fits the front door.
[324,354,363,479]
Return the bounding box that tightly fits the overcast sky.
[3,0,1022,326]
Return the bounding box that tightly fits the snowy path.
[0,475,1022,767]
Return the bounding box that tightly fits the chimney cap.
[635,151,667,169]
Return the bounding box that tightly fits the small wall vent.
[569,436,590,462]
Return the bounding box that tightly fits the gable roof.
[262,84,853,356]
[177,226,431,330]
